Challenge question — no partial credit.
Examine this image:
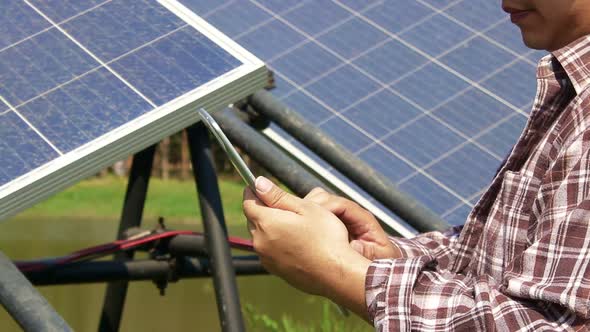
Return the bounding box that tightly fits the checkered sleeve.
[365,151,590,331]
[386,227,461,260]
[365,239,588,331]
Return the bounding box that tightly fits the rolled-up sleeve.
[363,135,590,331]
[365,212,590,331]
[366,231,456,330]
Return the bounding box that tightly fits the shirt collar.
[549,34,590,95]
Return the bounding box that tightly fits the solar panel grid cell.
[283,1,350,36]
[204,1,273,39]
[0,111,59,186]
[18,68,152,152]
[432,88,514,139]
[426,143,499,198]
[181,0,544,226]
[58,0,186,62]
[352,40,429,86]
[0,1,50,50]
[27,0,107,23]
[342,89,423,140]
[476,112,529,157]
[0,27,97,106]
[271,42,341,86]
[281,91,332,124]
[398,173,462,215]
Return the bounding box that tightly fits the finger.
[243,186,298,231]
[322,197,375,232]
[247,219,256,235]
[304,187,328,200]
[243,187,258,202]
[351,240,377,260]
[242,188,264,214]
[242,187,268,223]
[254,176,305,214]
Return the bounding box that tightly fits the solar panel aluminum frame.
[0,0,267,221]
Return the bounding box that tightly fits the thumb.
[255,176,304,213]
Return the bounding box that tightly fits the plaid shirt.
[366,35,590,331]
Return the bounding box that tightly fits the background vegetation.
[2,166,372,331]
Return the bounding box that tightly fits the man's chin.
[521,33,550,51]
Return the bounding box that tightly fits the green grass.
[16,175,248,226]
[245,300,372,332]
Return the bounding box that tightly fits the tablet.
[197,108,256,190]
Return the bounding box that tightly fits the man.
[243,0,590,330]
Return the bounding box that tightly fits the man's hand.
[243,177,371,320]
[305,188,401,260]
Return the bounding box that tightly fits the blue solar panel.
[238,19,305,60]
[446,0,506,30]
[342,90,423,139]
[384,116,464,167]
[401,15,473,57]
[317,18,388,59]
[60,0,185,61]
[17,68,152,152]
[0,28,96,106]
[0,0,266,220]
[476,114,528,157]
[0,111,59,182]
[364,1,432,34]
[181,0,544,228]
[27,0,106,23]
[433,89,514,138]
[440,37,515,81]
[352,39,429,85]
[271,42,341,86]
[110,28,241,105]
[0,1,50,50]
[481,60,537,109]
[283,1,349,36]
[307,65,381,110]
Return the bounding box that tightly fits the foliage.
[244,301,372,332]
[13,175,247,226]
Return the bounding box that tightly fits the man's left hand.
[242,176,370,319]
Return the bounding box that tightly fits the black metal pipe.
[99,146,156,332]
[24,257,265,286]
[248,90,450,233]
[212,108,328,198]
[187,123,245,332]
[212,108,402,235]
[0,251,72,331]
[167,234,208,257]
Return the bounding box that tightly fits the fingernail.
[255,176,273,193]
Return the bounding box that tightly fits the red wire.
[15,231,254,273]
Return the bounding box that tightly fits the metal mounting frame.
[98,122,245,332]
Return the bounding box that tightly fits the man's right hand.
[304,188,401,261]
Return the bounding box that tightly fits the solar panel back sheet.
[181,0,547,228]
[0,0,267,221]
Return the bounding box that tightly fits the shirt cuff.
[365,255,436,331]
[389,236,431,258]
[388,229,454,259]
